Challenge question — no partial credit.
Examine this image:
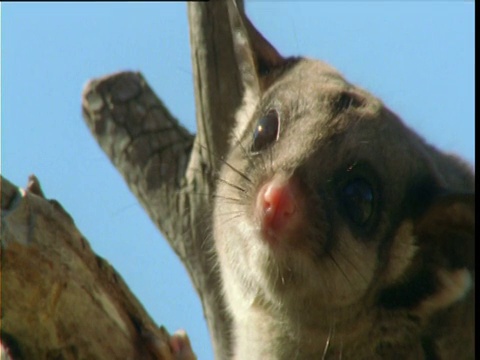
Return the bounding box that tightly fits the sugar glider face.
[213,2,474,359]
[215,55,473,306]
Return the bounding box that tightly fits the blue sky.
[1,2,474,359]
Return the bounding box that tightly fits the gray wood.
[1,1,245,359]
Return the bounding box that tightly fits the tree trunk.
[1,1,244,359]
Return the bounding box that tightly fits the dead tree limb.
[1,175,189,359]
[2,1,245,358]
[81,1,246,359]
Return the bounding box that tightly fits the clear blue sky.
[1,2,474,359]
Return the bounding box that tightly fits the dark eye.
[251,109,280,153]
[339,178,374,226]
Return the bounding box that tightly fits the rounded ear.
[378,193,474,315]
[414,193,475,317]
[415,193,475,271]
[412,193,474,316]
[241,11,285,76]
[227,0,287,98]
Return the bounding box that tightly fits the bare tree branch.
[80,2,247,358]
[82,71,193,259]
[2,1,246,358]
[187,0,244,169]
[1,175,187,359]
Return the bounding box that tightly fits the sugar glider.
[212,2,475,359]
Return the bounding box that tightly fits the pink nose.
[257,177,297,239]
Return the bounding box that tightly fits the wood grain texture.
[2,1,245,359]
[1,175,182,359]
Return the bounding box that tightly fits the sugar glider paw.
[169,329,197,360]
[143,327,197,360]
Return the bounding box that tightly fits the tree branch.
[81,2,246,358]
[1,175,189,359]
[3,1,247,358]
[82,71,193,259]
[187,0,244,169]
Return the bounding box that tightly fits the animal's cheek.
[317,227,378,306]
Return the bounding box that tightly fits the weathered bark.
[2,1,244,359]
[80,2,246,358]
[1,176,187,359]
